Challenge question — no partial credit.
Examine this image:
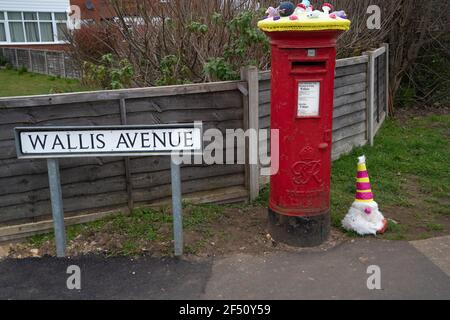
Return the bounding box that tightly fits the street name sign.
[15,123,203,159]
[14,122,203,257]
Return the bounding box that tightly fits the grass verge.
[330,113,449,240]
[0,69,89,97]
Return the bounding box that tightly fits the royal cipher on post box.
[258,2,351,246]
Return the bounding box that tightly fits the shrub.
[156,54,191,86]
[70,0,269,86]
[396,42,450,108]
[18,66,28,75]
[203,57,238,81]
[0,55,7,66]
[83,53,134,90]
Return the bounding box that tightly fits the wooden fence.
[0,45,389,240]
[0,47,81,79]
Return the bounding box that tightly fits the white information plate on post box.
[297,82,320,117]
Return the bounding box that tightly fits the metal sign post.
[47,159,66,258]
[170,155,183,257]
[14,123,203,258]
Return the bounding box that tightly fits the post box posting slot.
[291,60,327,74]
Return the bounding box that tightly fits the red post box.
[258,5,350,246]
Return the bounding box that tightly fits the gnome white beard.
[342,201,386,236]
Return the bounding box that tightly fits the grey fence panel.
[64,54,82,79]
[373,52,387,133]
[0,48,78,79]
[46,51,63,77]
[16,49,29,69]
[0,99,126,224]
[332,60,368,160]
[0,82,247,226]
[30,50,46,74]
[123,90,246,207]
[2,48,17,67]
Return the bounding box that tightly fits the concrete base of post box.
[268,209,330,247]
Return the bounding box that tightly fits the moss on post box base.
[268,209,330,247]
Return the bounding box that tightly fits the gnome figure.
[342,156,388,236]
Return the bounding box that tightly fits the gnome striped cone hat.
[355,155,374,203]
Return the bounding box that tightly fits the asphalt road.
[0,238,449,300]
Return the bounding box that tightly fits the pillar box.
[258,4,351,247]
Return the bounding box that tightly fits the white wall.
[0,0,70,12]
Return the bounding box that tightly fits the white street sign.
[15,123,203,159]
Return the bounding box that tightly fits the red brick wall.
[71,0,157,21]
[71,0,105,22]
[0,44,68,51]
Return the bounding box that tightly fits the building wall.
[70,0,147,22]
[0,0,69,12]
[0,43,67,50]
[70,0,104,22]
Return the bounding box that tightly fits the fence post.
[61,52,66,78]
[382,43,390,118]
[14,48,18,68]
[364,50,375,146]
[119,99,134,214]
[44,51,49,75]
[241,66,260,202]
[28,49,33,71]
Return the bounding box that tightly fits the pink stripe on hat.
[357,171,369,179]
[356,192,374,201]
[356,182,372,190]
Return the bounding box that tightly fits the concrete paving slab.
[410,236,450,276]
[203,239,450,300]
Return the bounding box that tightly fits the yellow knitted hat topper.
[258,2,351,33]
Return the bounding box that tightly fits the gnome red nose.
[365,208,372,215]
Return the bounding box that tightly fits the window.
[39,12,54,42]
[7,11,24,42]
[24,12,40,42]
[39,12,52,20]
[0,11,6,42]
[55,12,68,41]
[40,22,53,42]
[7,12,22,20]
[1,11,69,44]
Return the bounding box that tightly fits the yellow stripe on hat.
[356,190,373,193]
[357,177,370,183]
[355,199,374,203]
[357,164,367,172]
